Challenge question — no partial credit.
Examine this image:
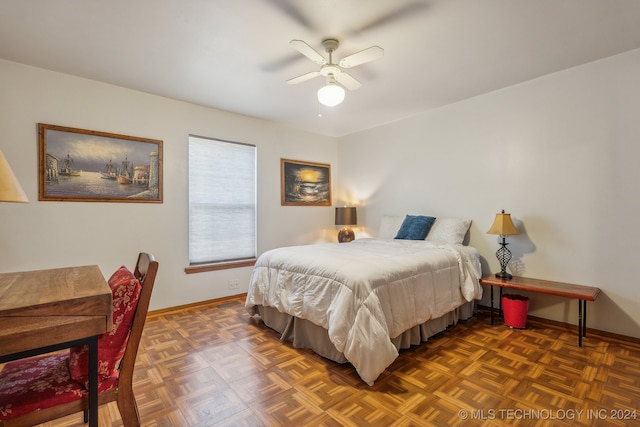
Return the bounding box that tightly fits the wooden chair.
[0,253,159,427]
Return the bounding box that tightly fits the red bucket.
[502,294,529,329]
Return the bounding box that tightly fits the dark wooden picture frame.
[38,123,163,203]
[281,158,331,206]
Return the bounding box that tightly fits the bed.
[245,215,482,385]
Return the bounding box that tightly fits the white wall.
[0,59,338,311]
[337,49,640,338]
[3,48,639,339]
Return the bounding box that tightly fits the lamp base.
[495,271,513,280]
[495,239,513,280]
[338,227,355,243]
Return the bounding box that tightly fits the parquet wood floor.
[34,295,639,427]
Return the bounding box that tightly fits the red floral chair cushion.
[0,353,117,420]
[69,265,141,384]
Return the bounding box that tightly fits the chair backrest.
[106,252,158,426]
[119,252,158,385]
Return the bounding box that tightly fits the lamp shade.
[487,210,518,236]
[0,149,28,203]
[335,206,357,226]
[317,83,345,107]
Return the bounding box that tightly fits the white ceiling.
[2,0,640,137]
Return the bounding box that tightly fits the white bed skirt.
[251,301,475,365]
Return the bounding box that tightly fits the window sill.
[185,258,256,274]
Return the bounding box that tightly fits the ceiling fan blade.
[261,53,302,72]
[339,46,384,68]
[286,71,321,85]
[356,2,428,34]
[334,72,361,91]
[266,0,315,30]
[290,40,326,65]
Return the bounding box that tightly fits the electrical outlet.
[228,280,239,290]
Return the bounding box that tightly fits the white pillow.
[426,218,472,245]
[378,215,405,239]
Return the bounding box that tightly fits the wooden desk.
[479,275,600,347]
[0,265,112,427]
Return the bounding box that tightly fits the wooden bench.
[479,275,601,347]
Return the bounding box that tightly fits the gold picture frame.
[38,123,163,203]
[280,158,331,206]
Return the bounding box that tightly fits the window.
[187,135,256,272]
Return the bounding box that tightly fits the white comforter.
[245,238,482,385]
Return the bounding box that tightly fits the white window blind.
[188,135,256,265]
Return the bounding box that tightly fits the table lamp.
[0,149,28,203]
[335,206,357,243]
[487,209,519,279]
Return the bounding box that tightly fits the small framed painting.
[281,158,331,206]
[38,123,163,203]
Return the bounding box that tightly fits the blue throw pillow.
[395,215,437,240]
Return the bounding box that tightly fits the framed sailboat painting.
[38,123,163,203]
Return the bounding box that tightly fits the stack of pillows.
[380,214,472,245]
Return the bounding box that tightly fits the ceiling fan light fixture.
[317,82,345,107]
[288,38,383,108]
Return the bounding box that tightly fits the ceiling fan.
[286,39,384,106]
